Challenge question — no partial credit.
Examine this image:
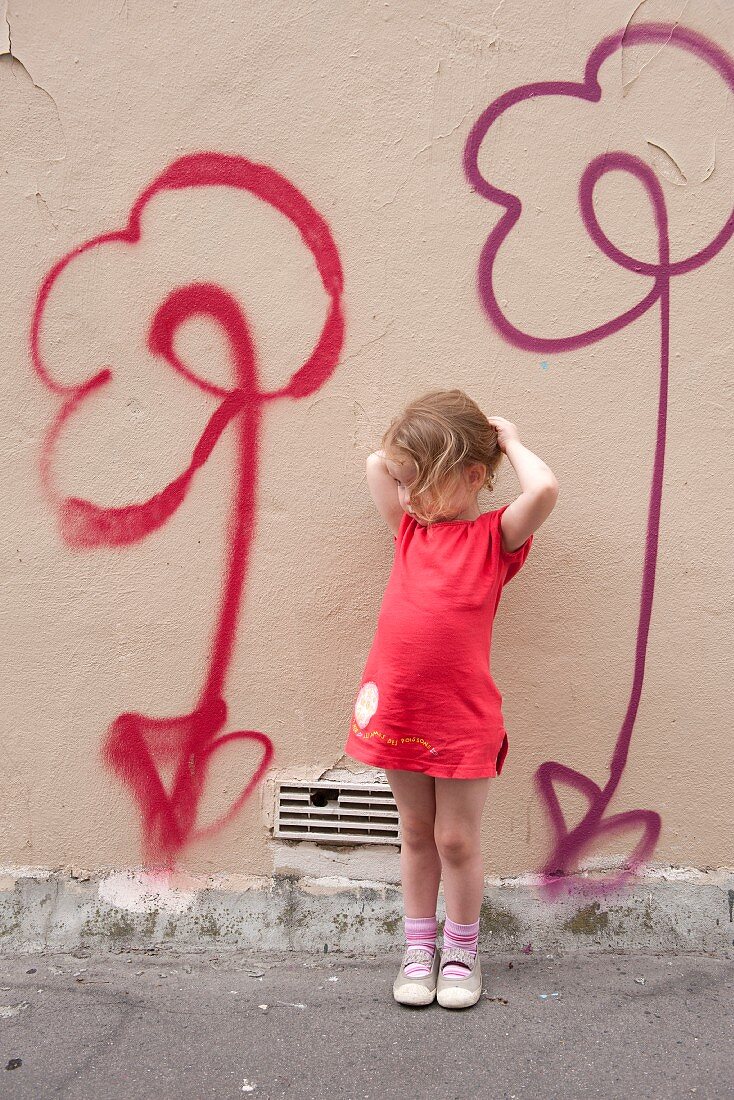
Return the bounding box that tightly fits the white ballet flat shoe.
[393,945,440,1006]
[436,946,482,1009]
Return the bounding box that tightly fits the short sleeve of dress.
[493,502,534,586]
[392,508,411,547]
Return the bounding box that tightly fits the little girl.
[344,389,558,1010]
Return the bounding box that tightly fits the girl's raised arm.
[366,450,403,538]
[489,419,558,554]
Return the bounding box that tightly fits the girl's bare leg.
[434,777,491,922]
[383,769,441,915]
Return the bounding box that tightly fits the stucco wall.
[1,0,732,890]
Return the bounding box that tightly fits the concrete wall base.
[1,865,732,956]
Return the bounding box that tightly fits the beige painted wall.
[1,0,731,881]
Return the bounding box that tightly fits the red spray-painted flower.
[30,152,345,867]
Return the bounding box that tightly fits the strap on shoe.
[403,946,435,968]
[440,945,476,970]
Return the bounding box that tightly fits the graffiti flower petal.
[31,152,344,549]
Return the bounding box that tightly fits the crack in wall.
[0,4,68,221]
[622,0,692,95]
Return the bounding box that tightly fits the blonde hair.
[380,388,503,523]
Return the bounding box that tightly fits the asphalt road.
[1,946,731,1099]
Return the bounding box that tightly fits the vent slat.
[277,796,396,805]
[279,806,399,820]
[280,814,398,829]
[279,826,397,838]
[279,823,397,835]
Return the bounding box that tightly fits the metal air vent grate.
[274,780,401,845]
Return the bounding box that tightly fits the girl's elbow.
[536,475,559,499]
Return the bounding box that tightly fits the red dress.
[344,503,533,779]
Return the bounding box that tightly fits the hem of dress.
[343,741,501,780]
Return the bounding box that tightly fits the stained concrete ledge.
[1,865,733,957]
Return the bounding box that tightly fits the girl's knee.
[400,817,437,849]
[434,827,479,863]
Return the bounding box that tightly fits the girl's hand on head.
[486,416,521,454]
